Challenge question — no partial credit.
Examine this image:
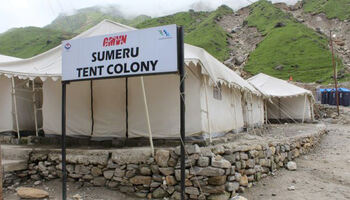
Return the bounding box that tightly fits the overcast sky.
[0,0,299,33]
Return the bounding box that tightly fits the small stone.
[211,156,231,168]
[225,182,239,192]
[34,181,41,186]
[140,166,152,175]
[287,161,297,171]
[207,191,231,200]
[208,175,227,186]
[17,187,49,199]
[288,186,296,191]
[166,176,177,186]
[231,196,248,200]
[91,167,102,177]
[190,167,225,177]
[185,187,199,195]
[159,167,174,176]
[129,176,152,185]
[239,175,248,186]
[198,157,210,167]
[93,177,106,186]
[152,187,168,198]
[155,150,170,167]
[72,194,83,200]
[103,170,114,179]
[272,193,277,196]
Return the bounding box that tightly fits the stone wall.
[6,129,326,200]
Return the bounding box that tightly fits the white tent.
[248,73,314,122]
[0,20,264,138]
[0,55,41,135]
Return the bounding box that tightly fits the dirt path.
[244,112,350,200]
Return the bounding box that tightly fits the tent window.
[213,83,222,100]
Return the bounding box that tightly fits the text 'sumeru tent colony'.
[0,20,264,138]
[0,55,41,134]
[248,73,314,122]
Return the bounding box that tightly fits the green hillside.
[0,27,73,58]
[137,5,233,61]
[245,0,344,83]
[303,0,350,20]
[46,7,151,34]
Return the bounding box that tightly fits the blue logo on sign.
[64,43,71,50]
[158,29,171,39]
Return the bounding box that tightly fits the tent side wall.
[249,95,264,127]
[43,64,202,138]
[15,78,36,131]
[128,64,202,138]
[200,76,245,134]
[42,79,92,135]
[267,95,312,120]
[0,76,13,132]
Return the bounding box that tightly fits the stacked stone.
[10,130,325,200]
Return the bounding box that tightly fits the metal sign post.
[61,81,68,200]
[61,24,184,200]
[177,26,186,200]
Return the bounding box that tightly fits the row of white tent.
[0,20,314,139]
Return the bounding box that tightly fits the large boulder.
[17,187,49,199]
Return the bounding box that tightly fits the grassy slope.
[0,27,73,58]
[245,0,344,83]
[303,0,350,20]
[137,6,232,61]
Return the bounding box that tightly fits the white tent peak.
[248,73,312,98]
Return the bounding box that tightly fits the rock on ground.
[287,161,297,171]
[17,187,49,199]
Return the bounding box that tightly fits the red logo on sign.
[103,35,127,47]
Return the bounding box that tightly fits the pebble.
[287,186,295,191]
[34,181,41,186]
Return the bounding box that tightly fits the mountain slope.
[244,0,344,83]
[137,6,233,61]
[0,27,73,58]
[46,7,151,34]
[303,0,350,21]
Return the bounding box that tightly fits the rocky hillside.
[218,0,347,83]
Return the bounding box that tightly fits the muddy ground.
[4,108,350,200]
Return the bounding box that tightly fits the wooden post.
[11,77,20,139]
[32,80,39,136]
[330,30,340,116]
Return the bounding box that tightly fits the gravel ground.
[244,109,350,200]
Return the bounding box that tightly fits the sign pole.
[61,81,68,200]
[329,30,340,116]
[178,26,186,200]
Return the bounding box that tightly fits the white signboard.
[62,24,178,81]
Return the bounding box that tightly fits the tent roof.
[248,73,312,98]
[0,19,260,95]
[0,54,22,62]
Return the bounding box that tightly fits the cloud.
[0,0,300,33]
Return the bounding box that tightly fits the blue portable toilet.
[327,89,333,105]
[339,88,350,106]
[320,88,328,104]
